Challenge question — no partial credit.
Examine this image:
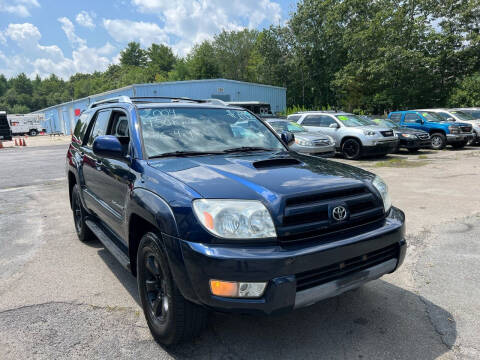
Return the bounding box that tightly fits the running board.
[85,219,131,271]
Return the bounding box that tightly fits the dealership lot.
[0,145,479,359]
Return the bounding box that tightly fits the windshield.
[139,107,284,157]
[269,121,306,133]
[460,109,480,119]
[450,110,475,121]
[370,118,399,129]
[335,114,375,127]
[421,112,451,122]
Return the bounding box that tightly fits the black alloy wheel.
[342,139,362,160]
[71,184,94,242]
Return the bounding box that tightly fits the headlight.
[295,138,314,146]
[372,176,392,213]
[192,199,276,239]
[363,130,377,136]
[448,126,459,134]
[400,133,415,138]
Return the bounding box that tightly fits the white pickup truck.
[8,114,46,136]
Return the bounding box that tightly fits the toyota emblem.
[332,206,347,221]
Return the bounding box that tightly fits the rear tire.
[430,133,446,150]
[29,129,38,136]
[342,138,362,160]
[137,232,207,346]
[71,184,95,242]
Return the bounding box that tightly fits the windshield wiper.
[149,150,224,158]
[222,146,276,153]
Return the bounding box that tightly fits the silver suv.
[288,111,399,159]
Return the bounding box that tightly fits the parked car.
[367,117,431,152]
[288,111,398,160]
[266,118,335,157]
[0,111,13,141]
[67,96,406,345]
[428,108,480,145]
[388,110,474,150]
[455,107,480,119]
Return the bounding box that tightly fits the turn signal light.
[209,279,267,298]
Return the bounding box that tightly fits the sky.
[0,0,298,80]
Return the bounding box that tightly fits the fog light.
[209,280,267,298]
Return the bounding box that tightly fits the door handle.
[95,160,102,169]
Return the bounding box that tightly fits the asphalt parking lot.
[0,145,479,359]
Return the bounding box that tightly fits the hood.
[148,152,374,202]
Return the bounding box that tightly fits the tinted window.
[73,113,90,142]
[390,113,402,122]
[87,110,111,147]
[302,115,322,126]
[287,115,301,122]
[436,112,453,121]
[404,113,420,123]
[318,116,337,127]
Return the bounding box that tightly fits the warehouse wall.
[33,79,286,134]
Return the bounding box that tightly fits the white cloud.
[0,21,117,79]
[102,0,283,55]
[103,19,168,47]
[58,17,86,47]
[0,0,40,17]
[76,10,96,29]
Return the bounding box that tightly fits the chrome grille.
[460,125,472,133]
[380,130,394,137]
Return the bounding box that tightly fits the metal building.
[31,79,287,134]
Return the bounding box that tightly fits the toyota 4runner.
[67,96,406,345]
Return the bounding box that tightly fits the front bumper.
[177,207,406,315]
[446,133,474,143]
[399,138,432,149]
[362,140,399,155]
[292,144,336,155]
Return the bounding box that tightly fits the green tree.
[119,42,147,67]
[187,41,220,79]
[448,73,480,106]
[147,44,177,75]
[11,73,33,95]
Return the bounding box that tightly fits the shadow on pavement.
[99,247,456,360]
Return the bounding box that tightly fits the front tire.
[342,138,362,160]
[137,232,207,346]
[430,133,446,150]
[71,184,95,242]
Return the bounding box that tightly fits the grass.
[374,158,429,168]
[418,155,428,159]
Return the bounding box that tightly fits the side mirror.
[415,119,423,124]
[93,135,126,159]
[280,131,295,146]
[329,123,340,128]
[447,117,455,122]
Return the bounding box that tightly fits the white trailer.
[8,114,46,136]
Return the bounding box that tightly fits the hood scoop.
[253,157,302,169]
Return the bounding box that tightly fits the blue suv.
[388,110,474,150]
[67,96,406,345]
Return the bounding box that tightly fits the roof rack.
[88,95,210,109]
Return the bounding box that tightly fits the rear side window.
[404,113,421,123]
[287,114,301,122]
[73,113,90,142]
[390,113,402,122]
[86,110,111,147]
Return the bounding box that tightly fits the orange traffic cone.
[14,138,18,146]
[23,138,27,146]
